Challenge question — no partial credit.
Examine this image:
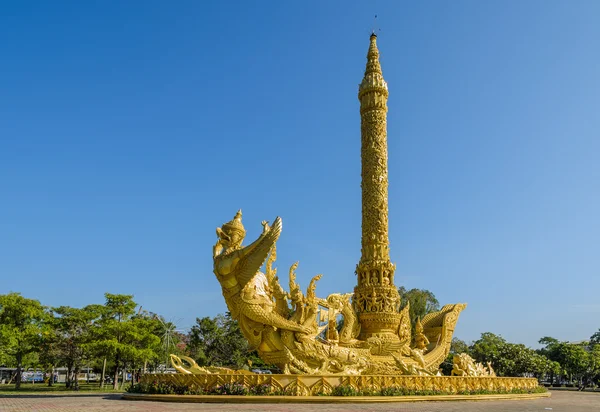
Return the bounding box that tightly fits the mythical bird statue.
[173,211,466,375]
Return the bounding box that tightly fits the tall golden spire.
[354,34,402,342]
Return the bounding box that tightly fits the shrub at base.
[128,382,548,397]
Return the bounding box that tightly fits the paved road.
[0,390,598,411]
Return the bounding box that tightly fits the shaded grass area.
[0,383,125,394]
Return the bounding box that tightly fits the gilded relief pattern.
[142,373,539,396]
[354,34,401,339]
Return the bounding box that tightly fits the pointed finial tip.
[234,209,243,221]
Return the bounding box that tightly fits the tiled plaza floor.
[0,390,598,411]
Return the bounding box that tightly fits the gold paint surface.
[175,35,473,376]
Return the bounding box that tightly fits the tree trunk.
[48,366,54,387]
[73,366,80,390]
[100,358,106,389]
[66,365,72,388]
[120,367,126,390]
[15,353,22,389]
[129,362,135,387]
[112,354,120,391]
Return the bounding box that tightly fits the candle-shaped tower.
[353,34,402,342]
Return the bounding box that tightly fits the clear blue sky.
[1,1,599,347]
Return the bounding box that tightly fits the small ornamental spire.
[365,33,382,76]
[359,34,388,102]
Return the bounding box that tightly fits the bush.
[271,386,296,396]
[127,381,203,395]
[248,384,271,395]
[331,385,360,396]
[208,383,248,395]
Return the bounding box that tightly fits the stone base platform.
[137,373,542,397]
[123,392,550,403]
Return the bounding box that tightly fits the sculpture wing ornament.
[235,217,282,290]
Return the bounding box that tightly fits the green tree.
[470,332,505,371]
[188,315,220,365]
[39,314,61,387]
[590,329,600,347]
[538,336,561,384]
[587,345,600,388]
[188,313,256,369]
[527,352,560,380]
[537,338,597,386]
[126,311,163,380]
[557,342,590,384]
[90,293,159,390]
[52,305,103,389]
[539,336,560,348]
[469,332,555,377]
[397,287,440,334]
[0,293,47,389]
[450,338,469,355]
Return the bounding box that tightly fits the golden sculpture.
[204,205,467,375]
[451,353,497,377]
[152,35,547,400]
[169,33,473,377]
[170,354,252,375]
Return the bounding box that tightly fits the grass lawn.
[0,383,125,394]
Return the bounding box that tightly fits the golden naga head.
[216,209,246,249]
[288,262,302,301]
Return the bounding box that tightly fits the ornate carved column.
[353,34,402,341]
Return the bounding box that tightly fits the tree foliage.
[590,329,600,347]
[397,287,440,334]
[538,336,599,386]
[470,332,560,378]
[51,305,103,388]
[0,293,47,389]
[89,294,160,389]
[188,313,259,369]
